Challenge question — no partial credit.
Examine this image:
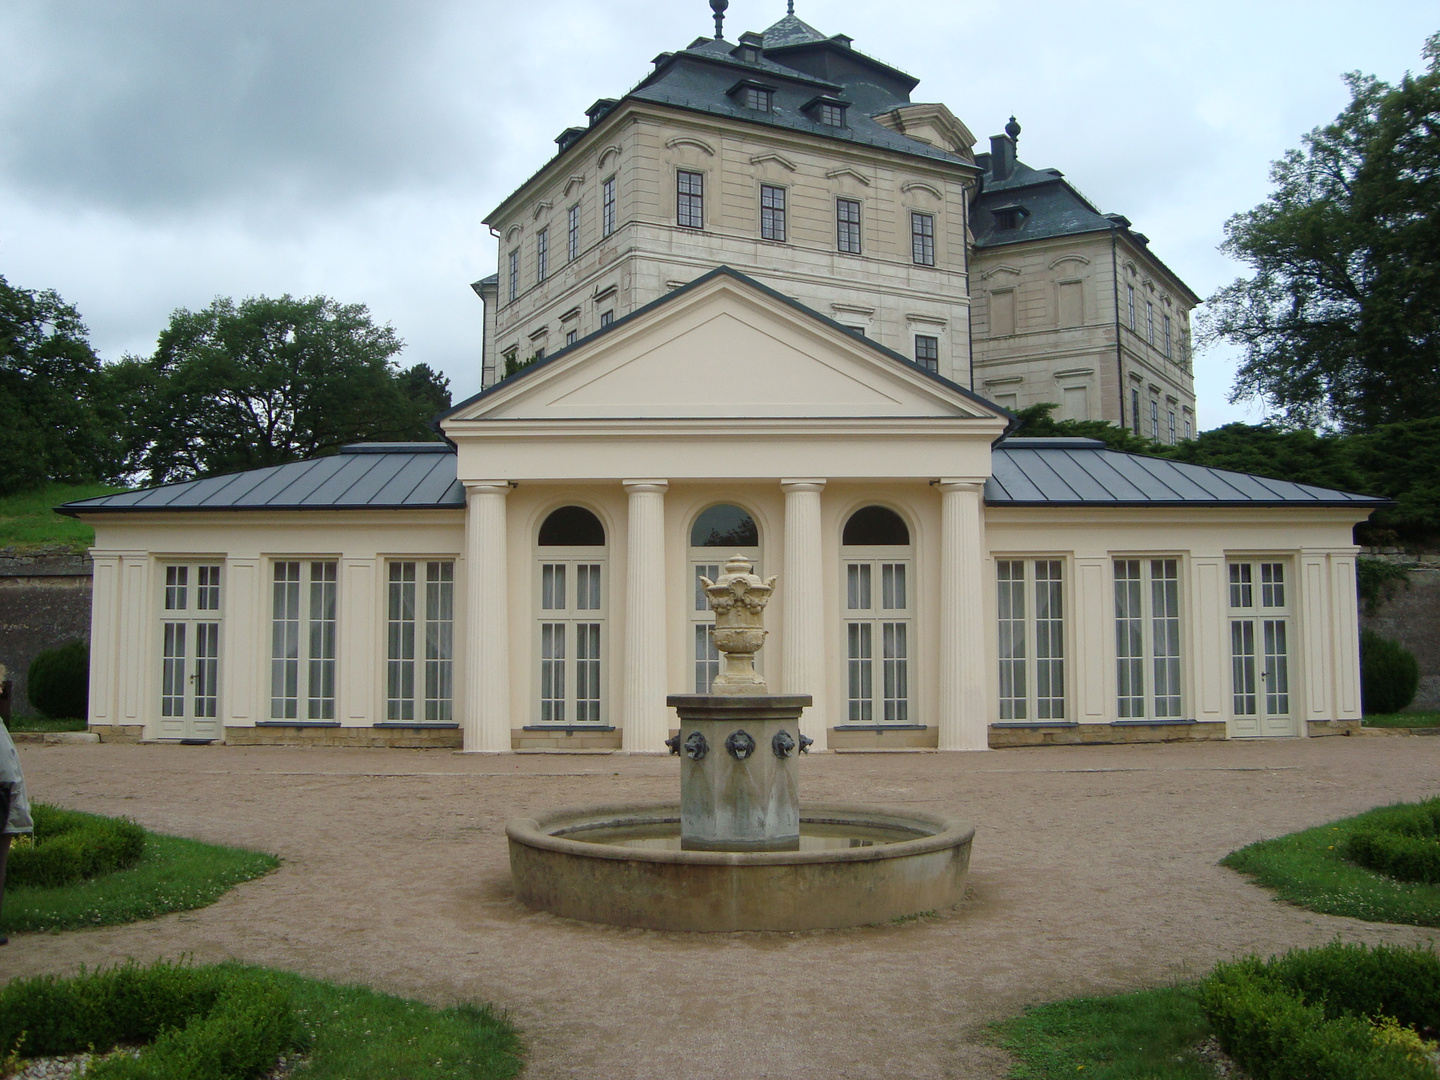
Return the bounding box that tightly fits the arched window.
[688,504,760,693]
[841,506,913,724]
[535,506,607,723]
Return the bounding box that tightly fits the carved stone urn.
[701,555,776,695]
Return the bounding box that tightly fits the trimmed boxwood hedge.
[26,639,89,720]
[1345,798,1440,885]
[0,961,299,1080]
[1360,630,1420,714]
[7,803,146,889]
[1198,941,1440,1080]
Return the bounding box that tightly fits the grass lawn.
[0,481,124,552]
[993,983,1213,1079]
[4,715,88,733]
[1221,803,1440,927]
[2,811,279,935]
[1363,710,1440,729]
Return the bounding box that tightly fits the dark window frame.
[536,227,549,284]
[602,176,616,237]
[914,334,939,372]
[567,204,580,262]
[836,197,862,254]
[760,184,786,242]
[677,170,704,230]
[911,211,935,266]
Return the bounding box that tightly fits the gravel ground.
[3,735,1438,1080]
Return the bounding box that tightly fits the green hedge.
[0,961,299,1079]
[26,639,88,720]
[1198,942,1440,1080]
[1345,798,1440,885]
[7,803,145,889]
[1360,630,1420,714]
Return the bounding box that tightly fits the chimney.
[989,134,1015,181]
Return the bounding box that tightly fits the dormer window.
[728,79,776,113]
[804,96,849,128]
[992,204,1028,231]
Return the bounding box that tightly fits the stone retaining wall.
[0,551,93,713]
[1360,565,1440,710]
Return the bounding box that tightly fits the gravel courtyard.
[5,735,1439,1079]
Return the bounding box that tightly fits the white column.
[622,480,669,752]
[938,481,988,750]
[463,481,511,752]
[781,479,827,750]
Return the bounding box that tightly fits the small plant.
[6,803,145,889]
[26,640,88,720]
[1359,630,1419,714]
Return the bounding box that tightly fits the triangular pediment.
[445,270,1008,425]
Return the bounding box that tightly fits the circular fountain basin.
[507,802,974,932]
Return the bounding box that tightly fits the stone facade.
[1361,566,1440,710]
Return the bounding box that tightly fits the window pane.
[847,622,872,722]
[539,505,606,546]
[1264,619,1289,715]
[424,561,454,722]
[194,622,219,718]
[677,170,704,229]
[911,211,934,266]
[837,198,861,253]
[271,562,301,719]
[1229,563,1252,609]
[882,622,907,723]
[1231,620,1257,716]
[540,623,566,722]
[847,563,871,611]
[162,622,187,717]
[1261,563,1285,608]
[1035,561,1065,720]
[761,184,786,242]
[842,505,909,546]
[1150,559,1181,718]
[690,504,758,547]
[387,562,416,721]
[166,565,188,611]
[575,623,602,721]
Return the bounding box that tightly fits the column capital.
[464,480,512,496]
[780,478,827,493]
[934,478,985,494]
[622,479,669,494]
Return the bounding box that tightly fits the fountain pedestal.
[666,693,811,851]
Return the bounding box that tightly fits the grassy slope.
[1221,804,1440,927]
[2,819,279,935]
[0,481,123,552]
[1364,711,1440,729]
[3,716,88,733]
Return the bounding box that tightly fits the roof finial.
[710,0,728,39]
[788,1,795,13]
[1005,115,1021,141]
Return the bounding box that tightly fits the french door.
[1228,561,1296,736]
[159,563,222,740]
[844,559,912,723]
[537,558,605,723]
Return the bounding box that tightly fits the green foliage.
[0,481,121,552]
[0,961,523,1080]
[0,275,123,497]
[993,983,1214,1079]
[2,715,87,733]
[1221,802,1440,926]
[1355,557,1411,613]
[0,960,299,1079]
[1203,33,1440,431]
[1,820,277,935]
[1345,798,1440,885]
[1198,943,1440,1080]
[8,803,145,889]
[1361,709,1440,729]
[118,294,451,485]
[502,351,541,379]
[1359,630,1419,713]
[1008,403,1158,453]
[26,640,88,719]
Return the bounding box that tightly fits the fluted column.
[938,481,988,750]
[781,479,827,750]
[622,480,669,752]
[463,481,511,752]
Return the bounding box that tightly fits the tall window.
[911,211,935,266]
[536,228,548,283]
[536,506,607,723]
[1130,386,1141,434]
[1150,399,1160,440]
[1163,313,1172,357]
[842,506,912,724]
[914,334,939,372]
[386,561,455,722]
[1183,412,1192,440]
[997,560,1065,721]
[1114,558,1182,720]
[508,250,519,302]
[677,170,704,229]
[567,204,580,261]
[760,184,786,242]
[1126,284,1136,329]
[160,564,222,739]
[1229,561,1291,732]
[837,198,862,254]
[689,505,761,693]
[1146,301,1155,346]
[1168,409,1177,445]
[601,176,616,237]
[271,561,337,721]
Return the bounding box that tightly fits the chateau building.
[63,9,1378,754]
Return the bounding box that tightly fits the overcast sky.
[1,1,1435,428]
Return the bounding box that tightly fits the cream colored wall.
[486,102,976,386]
[86,513,466,740]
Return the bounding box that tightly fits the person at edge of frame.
[0,719,34,945]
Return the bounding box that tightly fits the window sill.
[522,725,617,732]
[256,721,340,728]
[1112,718,1196,726]
[374,723,460,729]
[833,724,927,732]
[990,721,1078,729]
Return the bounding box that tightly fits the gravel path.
[4,735,1438,1079]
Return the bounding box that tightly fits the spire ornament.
[1005,115,1022,141]
[788,1,795,13]
[710,0,728,39]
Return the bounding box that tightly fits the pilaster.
[464,481,512,752]
[938,481,988,750]
[781,479,827,750]
[622,480,669,751]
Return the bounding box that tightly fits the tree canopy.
[0,275,119,497]
[1204,33,1440,431]
[118,294,450,485]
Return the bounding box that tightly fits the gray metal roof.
[57,444,464,516]
[988,438,1388,509]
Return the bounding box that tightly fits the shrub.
[0,960,299,1079]
[1199,942,1440,1080]
[1360,630,1419,714]
[6,803,145,889]
[1345,798,1440,885]
[26,639,88,719]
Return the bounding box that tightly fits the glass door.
[159,564,222,741]
[1228,561,1296,737]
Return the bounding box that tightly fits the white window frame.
[386,560,456,723]
[160,563,223,737]
[1228,560,1292,726]
[996,559,1066,721]
[1113,557,1183,720]
[270,559,338,721]
[535,552,607,724]
[843,548,913,724]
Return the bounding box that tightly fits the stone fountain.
[506,557,974,932]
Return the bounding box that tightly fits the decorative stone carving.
[664,733,682,755]
[772,730,795,758]
[700,555,777,694]
[683,731,709,761]
[799,733,814,754]
[725,730,756,760]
